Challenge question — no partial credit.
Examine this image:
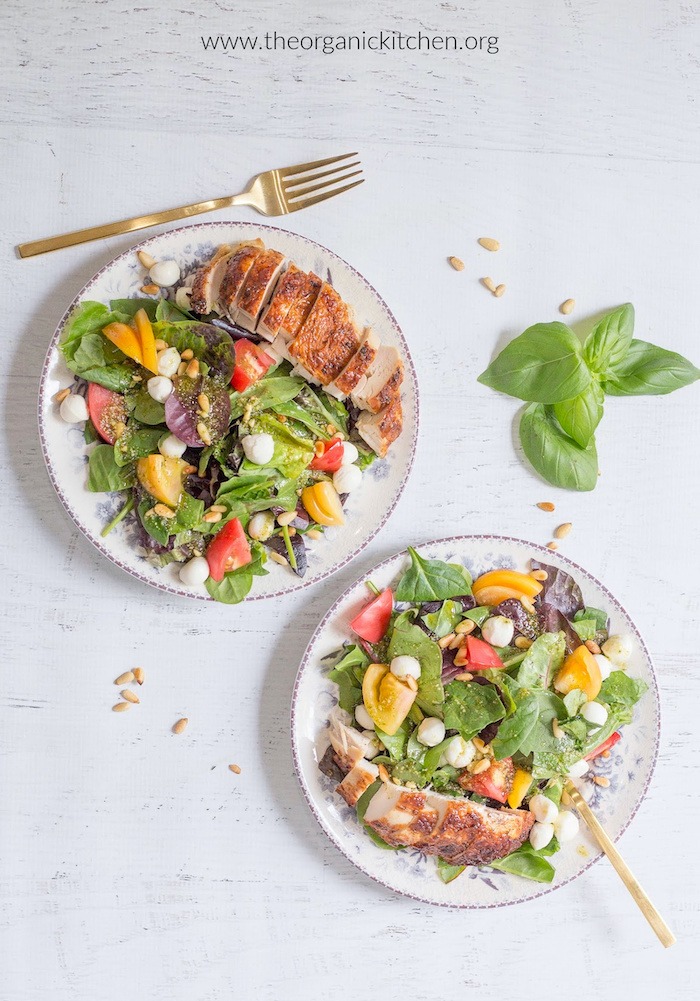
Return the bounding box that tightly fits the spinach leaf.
[356,781,402,850]
[462,605,491,626]
[388,617,444,716]
[563,689,588,717]
[61,301,113,347]
[489,844,556,883]
[443,680,505,741]
[328,645,369,713]
[204,565,255,604]
[574,607,608,631]
[553,381,604,448]
[155,298,194,322]
[478,322,591,404]
[422,599,463,638]
[602,338,700,396]
[295,385,349,436]
[520,404,598,491]
[132,389,166,425]
[109,298,158,320]
[375,721,410,761]
[230,376,306,419]
[516,632,566,689]
[437,857,466,883]
[250,413,315,478]
[582,303,635,375]
[114,426,164,466]
[598,671,648,707]
[87,445,136,492]
[491,688,566,759]
[395,547,472,602]
[571,619,597,641]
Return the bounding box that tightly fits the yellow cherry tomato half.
[102,321,144,367]
[554,644,602,701]
[133,308,159,374]
[472,569,543,606]
[136,455,189,508]
[507,768,533,809]
[362,662,417,736]
[301,481,345,527]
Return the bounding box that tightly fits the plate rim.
[37,221,420,601]
[290,533,661,908]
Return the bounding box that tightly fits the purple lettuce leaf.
[531,560,584,619]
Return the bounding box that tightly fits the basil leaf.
[519,404,598,491]
[87,445,136,492]
[443,680,505,741]
[395,547,472,602]
[552,381,604,448]
[478,322,591,404]
[582,303,635,374]
[602,339,700,396]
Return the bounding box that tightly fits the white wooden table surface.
[2,1,699,998]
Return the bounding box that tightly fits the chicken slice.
[218,242,265,320]
[279,272,323,341]
[356,398,403,458]
[188,244,234,315]
[336,759,379,807]
[235,249,286,332]
[350,346,404,413]
[288,283,361,385]
[258,263,308,341]
[363,783,442,846]
[325,328,380,399]
[327,707,375,773]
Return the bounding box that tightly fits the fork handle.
[564,781,675,947]
[16,192,250,258]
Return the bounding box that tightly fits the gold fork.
[17,152,364,259]
[564,780,675,947]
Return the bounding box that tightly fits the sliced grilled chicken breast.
[363,783,534,866]
[188,244,233,315]
[326,328,381,399]
[351,346,404,413]
[235,249,286,331]
[218,242,264,320]
[258,263,308,341]
[327,708,375,773]
[279,272,323,341]
[336,759,379,807]
[356,398,403,457]
[288,283,361,385]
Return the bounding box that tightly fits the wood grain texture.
[2,1,700,998]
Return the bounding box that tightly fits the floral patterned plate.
[291,536,660,907]
[38,222,418,601]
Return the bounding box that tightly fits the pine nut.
[229,763,242,774]
[154,504,176,519]
[601,750,611,759]
[585,639,601,655]
[112,702,130,712]
[378,764,391,783]
[520,596,535,614]
[478,237,500,252]
[454,672,473,682]
[141,284,159,295]
[202,511,222,524]
[471,758,491,775]
[276,414,287,423]
[186,359,200,379]
[306,529,322,541]
[287,527,296,537]
[554,522,572,540]
[480,276,496,292]
[154,339,168,351]
[269,551,288,566]
[547,541,559,551]
[552,719,564,739]
[560,298,575,315]
[197,393,210,414]
[54,387,71,403]
[326,424,336,435]
[448,256,465,271]
[209,504,227,514]
[277,511,297,527]
[593,775,610,787]
[172,718,188,734]
[406,675,418,692]
[472,737,486,752]
[453,647,469,667]
[181,348,194,360]
[515,636,533,650]
[455,619,476,635]
[137,250,156,269]
[448,633,467,650]
[494,283,506,297]
[121,689,140,704]
[438,632,456,649]
[313,441,325,456]
[177,361,187,377]
[530,569,548,581]
[537,501,555,512]
[114,671,135,685]
[196,421,212,446]
[133,668,145,685]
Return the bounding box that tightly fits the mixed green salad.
[323,548,648,884]
[56,294,377,602]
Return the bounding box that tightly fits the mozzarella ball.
[417,717,446,747]
[340,441,359,465]
[175,286,193,310]
[529,822,555,851]
[157,347,181,378]
[242,433,275,466]
[481,615,515,648]
[247,511,275,542]
[529,793,559,824]
[355,704,374,730]
[554,810,580,843]
[149,260,181,287]
[567,759,589,778]
[333,463,362,495]
[147,375,173,403]
[390,655,421,681]
[59,393,89,423]
[158,433,187,458]
[593,653,613,681]
[179,556,210,586]
[444,735,476,768]
[581,701,608,728]
[361,730,382,759]
[601,634,633,666]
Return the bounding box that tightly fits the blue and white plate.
[291,536,660,907]
[38,223,418,601]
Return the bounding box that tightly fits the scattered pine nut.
[287,527,297,537]
[181,348,194,361]
[141,283,159,295]
[448,633,467,650]
[546,541,559,551]
[453,647,469,667]
[480,277,497,292]
[378,764,391,783]
[406,675,419,692]
[472,737,486,752]
[197,393,210,414]
[306,529,322,541]
[560,298,575,315]
[554,522,572,540]
[471,758,491,775]
[530,569,548,581]
[276,414,288,423]
[269,551,288,566]
[276,511,297,527]
[228,763,242,774]
[114,671,135,686]
[54,387,71,403]
[172,718,188,735]
[186,359,200,379]
[209,504,227,514]
[454,672,473,682]
[493,284,506,298]
[154,338,168,351]
[196,421,212,446]
[137,250,156,269]
[438,632,457,649]
[121,689,140,704]
[537,501,555,512]
[552,719,564,739]
[133,668,145,685]
[326,424,336,435]
[448,256,465,271]
[177,361,187,377]
[455,619,476,635]
[593,775,610,787]
[601,750,611,759]
[112,702,130,712]
[154,504,176,519]
[478,237,500,252]
[585,640,601,655]
[514,636,533,650]
[202,510,222,524]
[313,441,325,456]
[520,595,536,614]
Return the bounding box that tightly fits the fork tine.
[283,161,361,190]
[288,178,365,213]
[286,169,363,201]
[279,152,359,180]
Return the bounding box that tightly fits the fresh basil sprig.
[479,303,699,490]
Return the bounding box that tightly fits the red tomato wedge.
[584,731,621,760]
[310,435,345,472]
[465,635,504,669]
[87,382,128,445]
[205,518,252,582]
[231,339,275,392]
[349,588,393,643]
[460,757,514,804]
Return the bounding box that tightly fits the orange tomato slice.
[133,308,158,374]
[553,644,602,701]
[301,481,345,527]
[103,321,144,367]
[362,663,417,736]
[136,455,188,507]
[472,570,543,606]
